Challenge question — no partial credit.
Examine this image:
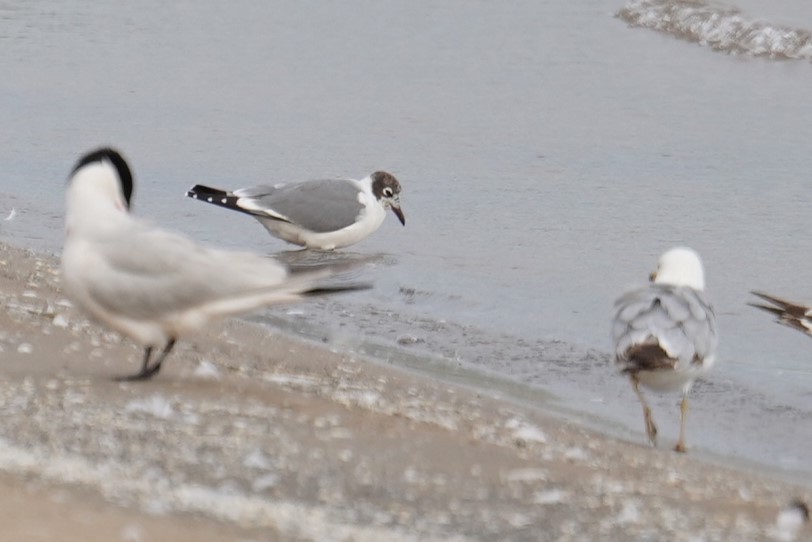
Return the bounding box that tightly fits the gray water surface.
[2,0,811,482]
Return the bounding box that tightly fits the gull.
[61,147,368,381]
[185,172,406,250]
[611,247,718,452]
[749,291,812,337]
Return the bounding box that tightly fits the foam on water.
[617,0,812,59]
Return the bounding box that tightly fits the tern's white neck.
[652,247,705,291]
[65,162,129,235]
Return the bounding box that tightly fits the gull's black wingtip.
[186,184,249,214]
[186,184,228,198]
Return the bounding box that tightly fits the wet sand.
[0,241,809,542]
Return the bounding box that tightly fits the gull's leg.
[116,339,176,382]
[674,393,689,453]
[631,374,658,447]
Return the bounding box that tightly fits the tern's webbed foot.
[114,362,162,382]
[113,340,174,382]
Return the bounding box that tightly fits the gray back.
[612,284,718,366]
[238,179,364,233]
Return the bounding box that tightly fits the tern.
[61,147,368,381]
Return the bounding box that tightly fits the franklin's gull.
[186,172,405,250]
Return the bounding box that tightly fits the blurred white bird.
[61,147,369,381]
[611,247,718,452]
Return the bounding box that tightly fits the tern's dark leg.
[631,374,658,447]
[115,346,154,381]
[116,339,176,382]
[141,339,176,379]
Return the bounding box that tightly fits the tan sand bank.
[0,242,809,541]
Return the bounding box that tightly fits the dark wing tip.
[750,291,795,309]
[749,291,810,317]
[746,302,785,316]
[186,184,228,198]
[302,282,373,297]
[185,185,253,215]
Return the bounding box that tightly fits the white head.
[65,148,133,233]
[650,247,705,291]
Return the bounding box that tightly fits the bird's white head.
[68,147,133,210]
[66,148,134,233]
[650,247,705,291]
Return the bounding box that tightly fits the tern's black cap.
[71,147,133,208]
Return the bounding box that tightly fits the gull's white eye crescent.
[383,187,394,197]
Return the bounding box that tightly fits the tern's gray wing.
[81,222,291,320]
[612,284,717,369]
[235,179,365,233]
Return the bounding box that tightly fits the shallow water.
[1,0,812,481]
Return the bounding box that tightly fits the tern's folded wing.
[80,224,293,320]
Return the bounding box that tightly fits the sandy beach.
[0,240,808,542]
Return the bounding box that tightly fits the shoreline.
[0,240,809,541]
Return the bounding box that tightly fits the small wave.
[616,0,812,60]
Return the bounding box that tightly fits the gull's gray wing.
[80,221,292,320]
[612,284,717,370]
[235,179,365,233]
